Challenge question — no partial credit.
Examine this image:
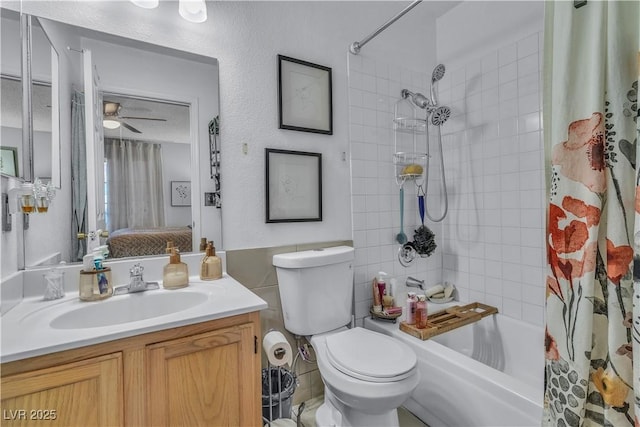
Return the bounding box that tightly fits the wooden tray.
[399,302,498,340]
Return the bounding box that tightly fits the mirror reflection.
[102,94,193,259]
[1,9,23,179]
[18,14,220,268]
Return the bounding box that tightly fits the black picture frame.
[277,55,333,135]
[266,148,322,223]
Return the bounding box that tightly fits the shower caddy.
[393,97,428,187]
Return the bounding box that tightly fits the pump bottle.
[200,242,222,280]
[163,247,189,289]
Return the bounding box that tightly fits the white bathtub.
[364,305,544,427]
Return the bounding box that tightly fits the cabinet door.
[1,353,123,427]
[147,322,259,427]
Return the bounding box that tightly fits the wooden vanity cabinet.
[1,353,123,426]
[1,311,261,427]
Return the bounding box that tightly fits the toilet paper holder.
[262,329,298,425]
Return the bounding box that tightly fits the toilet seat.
[325,328,417,383]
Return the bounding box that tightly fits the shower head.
[401,89,430,109]
[431,64,446,83]
[430,63,446,105]
[431,106,451,126]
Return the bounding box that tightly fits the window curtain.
[104,138,165,232]
[543,1,639,425]
[71,92,87,262]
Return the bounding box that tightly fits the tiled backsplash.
[226,240,352,405]
[348,54,444,329]
[347,30,546,328]
[438,31,546,326]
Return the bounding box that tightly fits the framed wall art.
[0,147,18,177]
[170,181,191,207]
[277,55,333,135]
[265,148,322,223]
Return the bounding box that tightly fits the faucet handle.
[130,263,144,277]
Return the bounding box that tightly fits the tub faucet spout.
[406,276,425,290]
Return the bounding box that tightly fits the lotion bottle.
[163,248,189,289]
[406,292,417,325]
[416,295,427,329]
[200,242,222,280]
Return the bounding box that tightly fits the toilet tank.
[273,246,355,336]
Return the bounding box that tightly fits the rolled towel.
[425,284,444,297]
[444,282,455,299]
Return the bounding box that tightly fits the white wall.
[436,1,545,326]
[162,141,191,227]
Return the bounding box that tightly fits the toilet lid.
[325,328,416,383]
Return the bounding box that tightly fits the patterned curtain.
[543,1,639,425]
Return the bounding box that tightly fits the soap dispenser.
[200,241,222,280]
[163,247,189,289]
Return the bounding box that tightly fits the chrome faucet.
[128,263,147,293]
[113,263,159,295]
[406,276,425,290]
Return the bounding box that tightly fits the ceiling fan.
[103,101,167,134]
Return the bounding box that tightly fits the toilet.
[273,246,419,427]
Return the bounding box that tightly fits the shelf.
[393,118,427,134]
[393,152,427,165]
[398,173,423,180]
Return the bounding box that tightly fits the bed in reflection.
[106,226,193,258]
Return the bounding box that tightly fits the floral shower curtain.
[543,1,639,426]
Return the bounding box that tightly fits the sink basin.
[50,291,208,329]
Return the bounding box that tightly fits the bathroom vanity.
[1,276,267,427]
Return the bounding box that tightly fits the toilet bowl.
[272,246,419,426]
[310,327,419,427]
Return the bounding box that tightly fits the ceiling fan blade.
[119,116,167,122]
[121,122,142,134]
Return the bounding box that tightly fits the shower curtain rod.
[350,0,422,55]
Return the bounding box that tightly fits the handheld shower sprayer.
[430,63,446,105]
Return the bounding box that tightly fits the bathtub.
[364,304,544,427]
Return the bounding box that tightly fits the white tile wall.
[440,31,546,327]
[348,29,546,329]
[348,54,443,327]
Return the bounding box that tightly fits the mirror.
[1,9,23,179]
[0,11,60,185]
[17,14,221,268]
[31,17,60,188]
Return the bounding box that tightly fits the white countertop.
[1,274,267,363]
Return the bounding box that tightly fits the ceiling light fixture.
[103,119,121,130]
[178,0,208,23]
[130,0,159,9]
